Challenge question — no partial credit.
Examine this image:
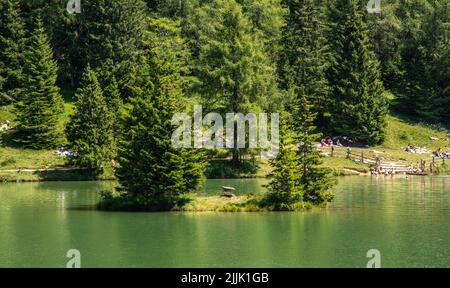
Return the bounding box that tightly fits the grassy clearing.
[321,157,370,175]
[0,146,65,169]
[173,194,316,212]
[323,114,450,173]
[99,192,317,212]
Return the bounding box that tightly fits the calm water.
[0,176,449,268]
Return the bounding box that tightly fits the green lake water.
[0,176,449,268]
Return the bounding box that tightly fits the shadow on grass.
[0,130,24,149]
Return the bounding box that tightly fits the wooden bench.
[221,186,236,198]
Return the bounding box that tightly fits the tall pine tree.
[14,18,64,149]
[266,110,303,209]
[76,0,148,96]
[0,0,26,104]
[282,0,330,127]
[114,17,205,210]
[327,0,387,145]
[66,67,114,171]
[397,0,449,123]
[291,91,335,205]
[422,0,449,123]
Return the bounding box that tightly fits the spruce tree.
[394,0,431,118]
[66,67,114,171]
[103,76,123,152]
[282,0,330,127]
[291,90,335,205]
[422,0,449,123]
[266,110,303,209]
[366,1,403,91]
[76,0,148,96]
[14,18,64,149]
[0,0,26,104]
[327,0,387,144]
[398,0,449,123]
[114,17,205,210]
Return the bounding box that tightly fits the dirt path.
[0,167,87,173]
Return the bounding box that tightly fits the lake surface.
[0,176,449,268]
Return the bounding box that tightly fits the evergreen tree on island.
[66,66,114,171]
[266,110,303,209]
[14,18,64,149]
[112,18,205,211]
[327,0,388,144]
[291,91,336,205]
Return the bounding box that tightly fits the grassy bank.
[321,114,449,174]
[0,168,115,182]
[1,102,449,182]
[98,192,318,212]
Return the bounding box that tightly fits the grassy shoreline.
[0,113,448,182]
[98,192,321,212]
[0,159,447,183]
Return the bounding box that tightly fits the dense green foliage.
[14,18,64,149]
[327,0,387,144]
[395,0,449,123]
[266,111,303,208]
[75,0,148,94]
[291,93,336,204]
[112,18,205,210]
[0,0,26,104]
[0,0,448,209]
[192,0,281,163]
[282,0,330,127]
[66,67,114,171]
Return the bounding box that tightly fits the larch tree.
[194,0,280,164]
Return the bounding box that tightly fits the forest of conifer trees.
[0,0,448,210]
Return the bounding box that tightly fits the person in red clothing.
[327,137,333,146]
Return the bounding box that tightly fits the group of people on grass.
[404,145,429,154]
[433,148,450,159]
[320,136,343,148]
